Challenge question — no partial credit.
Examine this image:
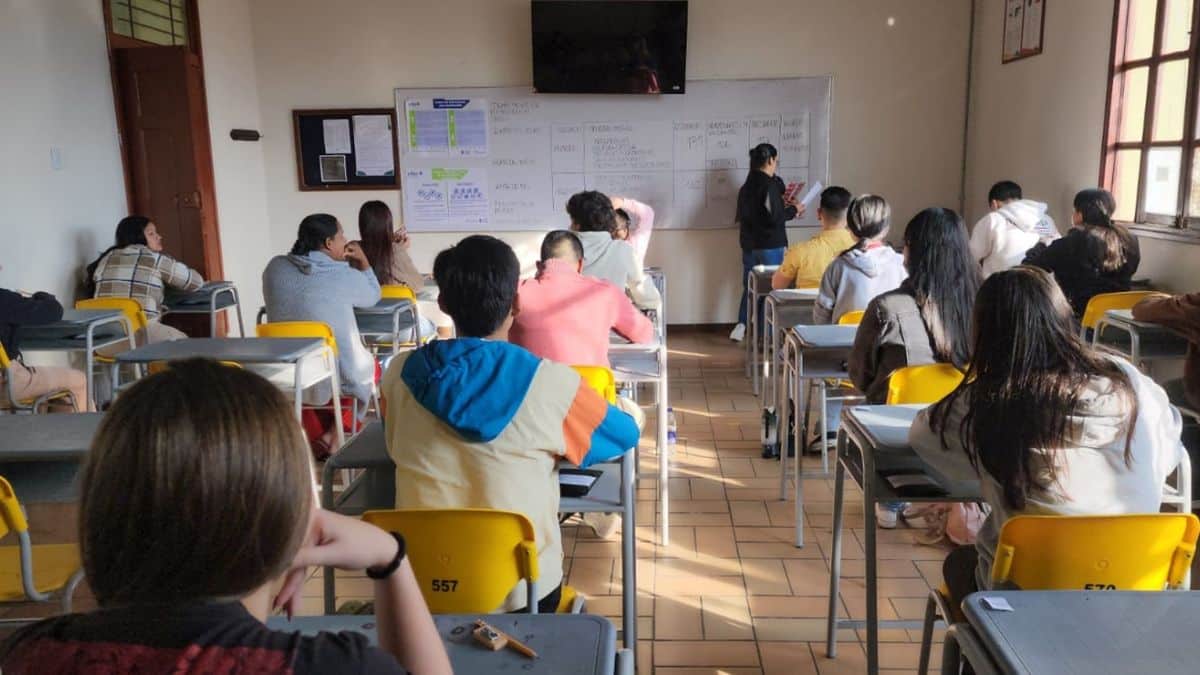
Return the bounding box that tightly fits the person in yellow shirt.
[771,186,855,290]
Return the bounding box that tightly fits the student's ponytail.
[85,216,151,296]
[746,143,778,181]
[1074,189,1130,273]
[845,195,891,251]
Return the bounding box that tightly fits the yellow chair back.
[380,285,417,301]
[257,321,338,355]
[572,365,617,403]
[992,514,1200,591]
[1081,291,1155,331]
[885,364,965,405]
[76,297,147,333]
[0,343,11,371]
[837,310,865,326]
[0,477,29,541]
[361,508,539,613]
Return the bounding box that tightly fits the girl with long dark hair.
[355,201,450,338]
[1024,188,1140,316]
[910,266,1183,607]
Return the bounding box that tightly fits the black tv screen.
[532,1,688,94]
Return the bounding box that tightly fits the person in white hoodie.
[909,266,1183,609]
[566,191,662,310]
[813,194,907,324]
[969,180,1059,277]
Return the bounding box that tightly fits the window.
[1102,0,1200,229]
[108,0,190,47]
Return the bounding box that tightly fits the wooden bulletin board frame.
[292,108,400,191]
[1001,0,1047,64]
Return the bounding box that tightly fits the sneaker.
[874,501,908,529]
[729,323,746,342]
[582,512,621,540]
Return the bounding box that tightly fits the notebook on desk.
[559,469,603,497]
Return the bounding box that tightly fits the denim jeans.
[738,247,786,325]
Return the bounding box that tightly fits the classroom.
[1,0,1198,673]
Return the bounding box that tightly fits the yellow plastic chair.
[885,364,965,405]
[918,513,1200,674]
[0,344,77,414]
[837,309,865,326]
[572,365,617,403]
[75,298,146,399]
[0,476,84,622]
[374,285,430,352]
[362,508,583,614]
[1080,290,1154,336]
[147,360,242,375]
[257,321,360,441]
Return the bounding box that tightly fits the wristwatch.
[366,532,407,580]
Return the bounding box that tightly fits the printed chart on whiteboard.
[395,79,832,232]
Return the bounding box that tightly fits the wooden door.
[114,46,223,334]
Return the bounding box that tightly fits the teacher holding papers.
[730,143,805,342]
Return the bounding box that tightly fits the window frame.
[103,0,199,52]
[1100,0,1200,231]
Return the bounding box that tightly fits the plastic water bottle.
[667,407,678,448]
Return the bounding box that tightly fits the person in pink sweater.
[611,196,654,267]
[512,230,655,367]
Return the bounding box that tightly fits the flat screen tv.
[532,1,688,94]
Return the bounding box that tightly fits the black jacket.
[0,289,63,360]
[736,170,796,251]
[1023,227,1140,316]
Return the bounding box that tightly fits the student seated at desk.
[511,230,654,367]
[813,194,906,324]
[772,186,855,290]
[849,208,980,528]
[263,214,381,457]
[0,288,90,411]
[1024,188,1139,317]
[611,196,654,269]
[1133,292,1200,411]
[86,215,204,344]
[909,267,1183,611]
[357,200,452,339]
[380,235,640,613]
[566,190,662,311]
[0,360,451,675]
[969,180,1059,278]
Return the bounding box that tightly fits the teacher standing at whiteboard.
[730,143,804,342]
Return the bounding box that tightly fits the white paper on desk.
[560,474,596,487]
[982,596,1014,612]
[322,119,352,154]
[799,180,824,207]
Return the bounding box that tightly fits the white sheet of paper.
[982,596,1014,612]
[560,474,595,487]
[799,180,824,207]
[351,115,395,176]
[322,119,351,154]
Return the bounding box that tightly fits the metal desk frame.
[744,265,778,392]
[760,288,819,406]
[163,282,246,337]
[1093,308,1189,364]
[18,309,135,411]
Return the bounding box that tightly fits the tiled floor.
[315,326,952,674]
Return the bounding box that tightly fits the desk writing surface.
[17,310,127,344]
[962,591,1200,675]
[769,288,819,300]
[268,613,616,675]
[163,282,237,309]
[0,413,102,460]
[791,325,856,348]
[115,338,322,364]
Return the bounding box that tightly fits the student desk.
[0,413,102,503]
[744,264,778,384]
[162,281,246,336]
[115,337,344,446]
[17,309,135,411]
[1093,309,1189,364]
[319,422,640,652]
[355,297,420,356]
[946,591,1200,675]
[776,324,858,547]
[268,613,628,675]
[759,288,819,403]
[825,404,981,675]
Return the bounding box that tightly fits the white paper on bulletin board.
[394,78,832,232]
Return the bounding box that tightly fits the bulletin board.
[292,108,400,191]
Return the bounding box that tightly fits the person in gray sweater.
[813,195,906,324]
[566,191,662,310]
[263,214,381,428]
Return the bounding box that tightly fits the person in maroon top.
[0,359,451,675]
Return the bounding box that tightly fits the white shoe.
[729,323,746,342]
[582,512,620,540]
[875,502,904,529]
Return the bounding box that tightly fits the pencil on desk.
[475,620,538,659]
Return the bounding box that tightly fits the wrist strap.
[366,532,407,580]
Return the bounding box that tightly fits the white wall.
[0,0,127,302]
[242,0,973,323]
[198,0,272,321]
[965,0,1200,293]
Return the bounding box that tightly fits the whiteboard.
[394,78,831,232]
